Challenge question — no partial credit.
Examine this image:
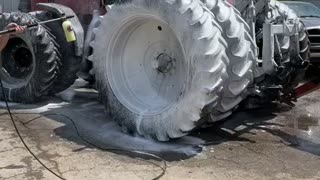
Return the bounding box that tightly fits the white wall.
[0,0,20,12]
[0,0,30,13]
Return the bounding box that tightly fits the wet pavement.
[0,79,320,180]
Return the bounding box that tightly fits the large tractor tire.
[200,0,255,121]
[34,12,81,94]
[0,12,59,103]
[92,0,230,141]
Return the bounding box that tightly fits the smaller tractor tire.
[48,21,81,94]
[269,0,310,63]
[0,12,59,103]
[35,12,81,94]
[269,0,310,90]
[93,0,229,141]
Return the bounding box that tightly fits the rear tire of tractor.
[0,12,59,103]
[93,0,229,141]
[201,0,255,121]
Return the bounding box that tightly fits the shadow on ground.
[1,79,320,161]
[193,104,320,157]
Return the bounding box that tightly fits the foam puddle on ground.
[0,82,204,160]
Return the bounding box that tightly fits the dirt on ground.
[0,79,320,180]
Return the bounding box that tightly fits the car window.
[285,2,320,17]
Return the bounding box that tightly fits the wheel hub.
[152,53,175,73]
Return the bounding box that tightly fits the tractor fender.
[37,3,84,57]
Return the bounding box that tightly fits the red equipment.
[31,0,100,13]
[31,0,105,26]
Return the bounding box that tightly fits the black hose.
[0,79,166,180]
[0,78,66,180]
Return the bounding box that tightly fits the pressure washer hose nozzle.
[62,19,76,42]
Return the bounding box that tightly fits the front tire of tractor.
[0,12,59,103]
[93,0,229,141]
[48,21,81,95]
[34,12,81,95]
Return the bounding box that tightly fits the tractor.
[0,0,311,141]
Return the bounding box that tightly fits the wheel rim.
[107,16,187,116]
[0,37,35,88]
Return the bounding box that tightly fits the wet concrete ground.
[0,79,320,180]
